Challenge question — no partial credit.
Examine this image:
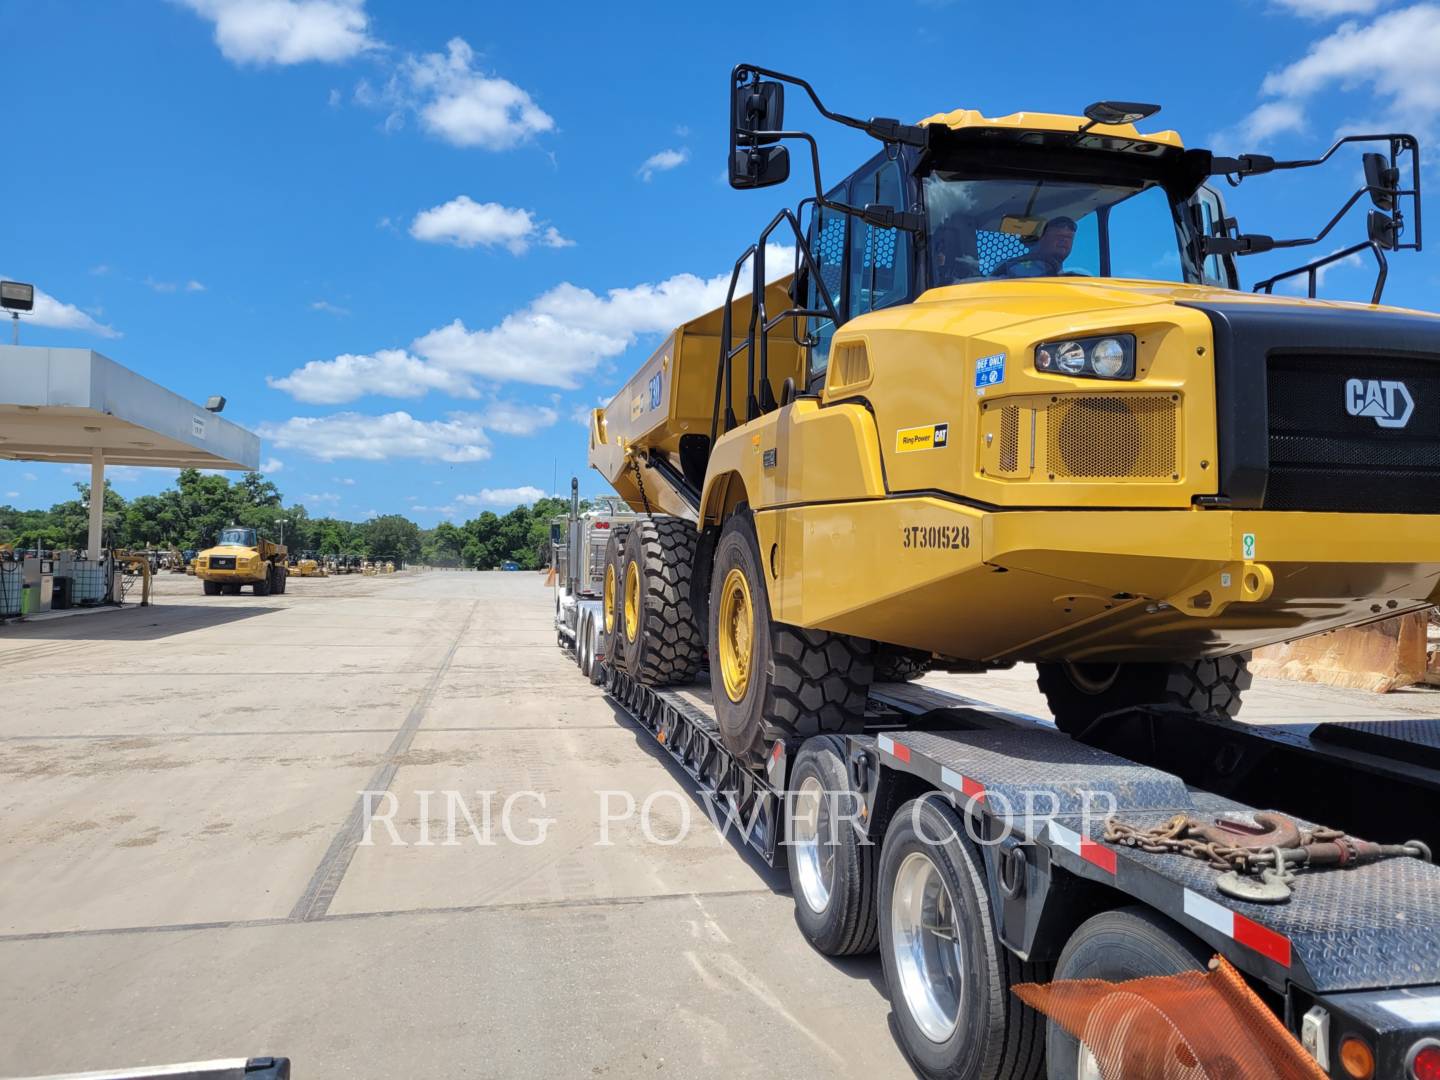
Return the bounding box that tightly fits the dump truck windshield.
[219,527,256,546]
[925,173,1201,286]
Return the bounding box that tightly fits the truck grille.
[209,556,236,570]
[1266,353,1440,513]
[1046,395,1178,479]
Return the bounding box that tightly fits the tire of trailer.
[203,580,220,596]
[1036,655,1252,736]
[587,613,607,686]
[786,736,879,956]
[620,516,704,685]
[879,795,1047,1080]
[709,509,874,766]
[1044,906,1211,1080]
[876,646,932,683]
[600,526,631,670]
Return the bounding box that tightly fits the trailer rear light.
[1410,1039,1440,1080]
[594,522,610,529]
[1340,1035,1375,1079]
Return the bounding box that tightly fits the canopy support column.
[88,449,104,559]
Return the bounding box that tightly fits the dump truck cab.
[194,526,288,596]
[590,63,1436,750]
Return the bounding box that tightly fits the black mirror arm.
[1201,183,1417,258]
[745,127,924,233]
[735,63,928,148]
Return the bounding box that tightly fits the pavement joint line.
[288,599,480,922]
[0,888,778,944]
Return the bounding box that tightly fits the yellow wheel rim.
[603,563,617,633]
[718,567,754,702]
[624,560,640,643]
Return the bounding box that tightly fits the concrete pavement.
[4,569,1438,1078]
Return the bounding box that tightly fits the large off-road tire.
[275,566,287,594]
[1045,907,1210,1080]
[879,795,1048,1079]
[1036,655,1252,736]
[202,580,220,596]
[254,566,273,596]
[599,526,631,670]
[620,516,703,685]
[787,736,878,957]
[709,510,874,766]
[876,645,932,683]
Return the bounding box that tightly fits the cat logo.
[1345,378,1414,429]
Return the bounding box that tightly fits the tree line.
[0,470,574,570]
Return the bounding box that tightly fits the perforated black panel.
[977,229,1029,276]
[816,216,845,298]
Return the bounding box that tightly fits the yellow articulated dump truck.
[591,63,1438,759]
[194,525,288,596]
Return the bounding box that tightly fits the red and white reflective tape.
[877,733,911,764]
[1047,821,1117,875]
[939,765,986,803]
[1183,888,1292,967]
[767,739,785,785]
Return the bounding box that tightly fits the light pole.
[277,518,289,547]
[1,281,35,344]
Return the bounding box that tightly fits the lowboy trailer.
[559,599,1440,1079]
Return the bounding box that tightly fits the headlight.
[1035,333,1136,380]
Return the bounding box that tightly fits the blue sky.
[3,0,1438,524]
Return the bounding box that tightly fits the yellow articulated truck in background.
[590,64,1437,758]
[194,526,288,596]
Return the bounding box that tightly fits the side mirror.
[732,79,784,145]
[1368,209,1400,250]
[730,145,790,190]
[1363,152,1399,211]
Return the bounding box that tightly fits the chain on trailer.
[628,453,653,517]
[1105,812,1432,902]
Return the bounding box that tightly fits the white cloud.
[185,280,207,292]
[22,472,37,481]
[305,491,341,503]
[6,277,120,339]
[638,147,689,181]
[146,276,204,294]
[1270,0,1386,16]
[5,491,18,499]
[409,242,793,389]
[257,411,492,462]
[265,244,794,400]
[266,348,478,404]
[335,476,355,485]
[367,38,554,150]
[480,401,559,436]
[260,457,284,473]
[409,196,570,254]
[454,486,546,507]
[571,403,596,427]
[176,0,378,66]
[1257,5,1440,139]
[310,299,350,316]
[327,87,341,107]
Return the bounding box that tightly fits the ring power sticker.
[896,423,949,453]
[974,352,1007,395]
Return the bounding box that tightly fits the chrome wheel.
[790,775,834,914]
[891,850,965,1043]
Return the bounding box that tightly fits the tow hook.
[1164,560,1274,617]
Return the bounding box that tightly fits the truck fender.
[689,523,719,633]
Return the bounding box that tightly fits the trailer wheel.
[600,526,631,669]
[620,516,703,685]
[1036,655,1252,735]
[877,646,932,683]
[578,613,594,678]
[1045,907,1210,1080]
[586,614,606,686]
[710,510,873,765]
[879,795,1046,1080]
[202,580,220,596]
[787,736,878,956]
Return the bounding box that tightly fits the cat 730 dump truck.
[589,64,1435,757]
[194,526,288,596]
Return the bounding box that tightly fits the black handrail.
[1251,239,1389,305]
[709,207,844,450]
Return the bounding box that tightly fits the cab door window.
[849,158,913,315]
[806,191,848,381]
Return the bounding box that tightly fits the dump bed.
[588,278,804,518]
